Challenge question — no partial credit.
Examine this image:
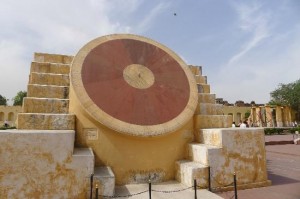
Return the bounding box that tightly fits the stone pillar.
[265,105,272,127]
[255,107,262,127]
[285,106,292,127]
[250,107,256,127]
[276,106,283,127]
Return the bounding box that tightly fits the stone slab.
[23,97,69,114]
[194,115,232,129]
[195,103,223,115]
[175,160,208,187]
[0,130,94,198]
[218,144,300,199]
[93,166,115,196]
[197,83,210,93]
[34,52,73,64]
[31,62,70,74]
[194,75,207,84]
[188,65,202,75]
[198,93,216,104]
[27,84,69,99]
[17,113,75,130]
[29,72,70,86]
[188,143,221,165]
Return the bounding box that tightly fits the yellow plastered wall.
[69,87,194,185]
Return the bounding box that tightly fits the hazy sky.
[0,0,299,104]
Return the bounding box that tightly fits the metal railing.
[89,167,238,199]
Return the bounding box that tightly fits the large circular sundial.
[71,34,198,136]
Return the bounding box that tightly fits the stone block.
[188,65,202,75]
[197,83,210,93]
[194,75,207,84]
[31,62,70,74]
[29,72,70,86]
[27,84,69,99]
[195,103,223,115]
[0,130,94,198]
[34,52,73,64]
[198,93,216,104]
[194,128,269,189]
[23,97,69,114]
[195,129,223,146]
[188,143,221,166]
[93,167,115,197]
[175,160,208,188]
[194,115,232,129]
[17,113,75,130]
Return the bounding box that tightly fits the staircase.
[18,53,75,130]
[17,52,115,197]
[176,65,232,188]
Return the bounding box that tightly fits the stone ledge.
[29,72,70,86]
[23,97,69,114]
[31,61,70,74]
[34,52,73,64]
[17,113,75,130]
[27,84,69,99]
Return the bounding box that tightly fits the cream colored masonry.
[0,50,270,199]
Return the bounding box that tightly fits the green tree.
[0,94,7,105]
[269,79,300,119]
[12,91,27,106]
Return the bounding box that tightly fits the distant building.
[0,106,22,127]
[216,98,294,127]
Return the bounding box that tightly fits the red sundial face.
[81,39,190,126]
[71,34,198,136]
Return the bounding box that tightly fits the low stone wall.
[0,130,94,198]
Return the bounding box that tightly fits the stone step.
[188,143,221,166]
[31,62,70,74]
[34,52,73,64]
[93,166,115,197]
[194,115,232,129]
[195,128,265,147]
[198,93,216,104]
[197,84,210,93]
[70,147,95,198]
[175,160,208,188]
[195,129,223,147]
[72,148,95,170]
[194,75,207,84]
[22,97,69,114]
[17,113,75,130]
[188,65,202,75]
[29,72,70,86]
[195,103,223,115]
[27,84,69,99]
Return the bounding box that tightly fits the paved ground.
[111,181,222,199]
[217,136,300,199]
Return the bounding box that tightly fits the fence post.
[208,166,211,191]
[194,179,197,199]
[90,173,94,199]
[95,184,98,199]
[149,178,152,199]
[233,172,238,199]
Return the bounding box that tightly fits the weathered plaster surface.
[17,113,75,130]
[198,128,269,188]
[69,88,194,185]
[0,130,94,199]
